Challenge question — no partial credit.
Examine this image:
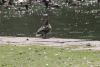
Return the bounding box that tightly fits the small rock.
[65,62,67,64]
[39,53,41,55]
[44,52,46,54]
[90,65,93,67]
[19,52,22,55]
[32,52,34,53]
[11,48,13,50]
[26,39,29,41]
[55,54,58,56]
[67,63,73,65]
[86,43,91,46]
[84,57,86,59]
[46,64,48,65]
[27,60,30,62]
[44,47,46,49]
[87,61,91,64]
[29,48,31,49]
[59,57,61,59]
[45,56,47,58]
[29,58,30,60]
[2,64,4,66]
[89,49,91,50]
[35,50,38,52]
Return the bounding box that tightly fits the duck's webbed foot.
[42,34,49,39]
[42,37,48,39]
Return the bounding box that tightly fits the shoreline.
[0,36,100,50]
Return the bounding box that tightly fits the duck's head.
[41,16,48,20]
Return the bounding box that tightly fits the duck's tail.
[36,34,41,37]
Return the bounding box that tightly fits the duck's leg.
[42,34,44,39]
[42,34,46,39]
[44,34,48,39]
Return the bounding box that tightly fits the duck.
[0,1,3,5]
[66,0,81,6]
[3,0,14,9]
[36,15,52,39]
[50,4,60,8]
[41,0,60,8]
[2,0,7,4]
[17,2,31,11]
[40,0,51,8]
[20,2,29,10]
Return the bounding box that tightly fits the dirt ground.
[0,36,100,50]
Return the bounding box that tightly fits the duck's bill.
[36,34,41,36]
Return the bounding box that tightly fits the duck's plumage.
[36,16,52,39]
[37,24,52,34]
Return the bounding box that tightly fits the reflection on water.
[0,0,100,40]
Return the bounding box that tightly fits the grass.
[0,44,100,67]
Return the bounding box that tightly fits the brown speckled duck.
[36,15,52,39]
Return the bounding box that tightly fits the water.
[0,1,100,40]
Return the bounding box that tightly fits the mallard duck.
[2,0,7,4]
[36,15,52,39]
[3,0,14,9]
[17,2,31,11]
[66,0,81,6]
[41,0,60,8]
[40,0,50,8]
[20,2,29,10]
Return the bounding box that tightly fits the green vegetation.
[0,44,100,67]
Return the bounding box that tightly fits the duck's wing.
[37,24,52,34]
[36,25,46,34]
